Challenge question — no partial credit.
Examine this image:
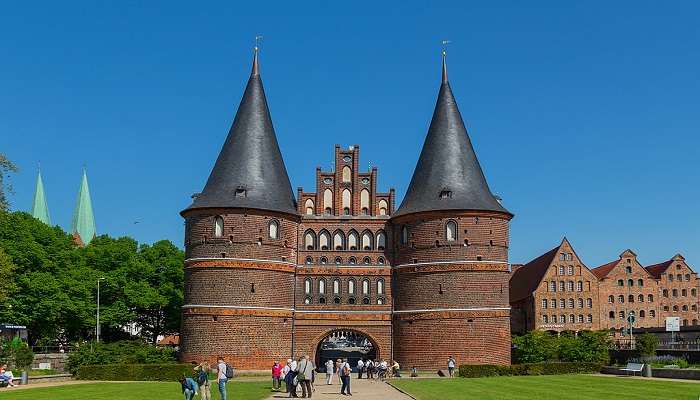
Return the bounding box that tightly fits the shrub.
[458,362,601,378]
[513,331,610,364]
[630,355,688,369]
[636,333,658,357]
[13,344,34,370]
[76,364,195,381]
[67,341,178,375]
[512,331,558,363]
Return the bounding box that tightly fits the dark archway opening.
[315,330,376,372]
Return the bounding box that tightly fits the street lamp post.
[97,277,105,342]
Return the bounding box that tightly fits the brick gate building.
[179,49,513,370]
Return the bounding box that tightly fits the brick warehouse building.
[510,239,699,337]
[179,49,513,370]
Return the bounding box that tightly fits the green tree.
[0,247,17,303]
[512,331,559,363]
[0,154,17,212]
[636,332,658,357]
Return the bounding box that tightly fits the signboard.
[666,316,680,332]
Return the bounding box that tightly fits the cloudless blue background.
[2,1,698,268]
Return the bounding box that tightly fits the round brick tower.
[180,49,299,369]
[391,52,514,369]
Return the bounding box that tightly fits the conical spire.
[184,48,297,215]
[31,169,51,225]
[394,53,510,218]
[71,169,96,246]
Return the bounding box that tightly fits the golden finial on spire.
[441,40,450,83]
[252,35,263,76]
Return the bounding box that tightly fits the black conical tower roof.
[183,50,297,215]
[394,53,510,218]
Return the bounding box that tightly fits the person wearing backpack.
[217,356,233,400]
[195,362,211,400]
[339,357,352,396]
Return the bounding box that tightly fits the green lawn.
[0,380,271,400]
[391,375,700,400]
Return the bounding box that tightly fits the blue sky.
[2,1,698,268]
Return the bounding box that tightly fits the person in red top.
[272,361,282,391]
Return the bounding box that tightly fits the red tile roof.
[509,245,560,303]
[645,260,673,279]
[157,335,180,346]
[591,260,618,280]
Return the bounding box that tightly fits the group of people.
[271,355,354,397]
[353,358,400,381]
[178,357,232,400]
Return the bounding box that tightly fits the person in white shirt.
[325,359,335,385]
[356,359,364,379]
[339,358,352,396]
[281,359,291,392]
[447,356,456,377]
[217,357,228,400]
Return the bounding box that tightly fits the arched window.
[608,295,614,303]
[305,256,313,265]
[348,257,357,265]
[363,256,371,265]
[685,274,691,281]
[360,189,370,214]
[577,315,584,323]
[628,294,634,303]
[319,230,330,250]
[378,200,388,216]
[348,279,355,295]
[663,289,669,297]
[333,279,340,295]
[669,274,674,282]
[587,298,593,308]
[682,289,687,296]
[361,231,373,250]
[333,231,345,250]
[648,294,654,302]
[617,279,624,286]
[446,220,457,241]
[335,257,342,265]
[318,279,326,295]
[577,281,583,291]
[677,274,683,281]
[214,216,224,237]
[377,279,384,295]
[673,289,678,297]
[323,189,333,214]
[304,278,312,295]
[376,298,384,305]
[320,256,327,264]
[304,231,316,250]
[609,311,615,319]
[342,189,351,215]
[650,310,656,317]
[692,289,697,297]
[376,231,386,250]
[567,281,574,291]
[542,315,548,324]
[577,298,584,308]
[542,299,548,309]
[305,199,315,215]
[637,279,644,287]
[304,296,312,305]
[342,166,351,183]
[551,299,556,308]
[638,294,644,302]
[568,298,574,308]
[348,230,359,250]
[268,220,279,239]
[401,226,408,245]
[618,295,624,303]
[362,279,370,295]
[587,314,593,323]
[377,256,385,265]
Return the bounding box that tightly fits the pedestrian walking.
[295,355,314,398]
[339,357,352,396]
[366,359,374,379]
[272,360,282,391]
[325,358,335,385]
[195,362,212,400]
[356,359,364,379]
[391,360,401,378]
[282,360,291,393]
[447,356,456,378]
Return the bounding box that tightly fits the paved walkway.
[266,378,412,400]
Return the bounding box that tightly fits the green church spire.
[71,169,96,246]
[31,169,51,225]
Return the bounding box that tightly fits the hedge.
[77,364,195,381]
[458,362,601,378]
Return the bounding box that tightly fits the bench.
[620,363,645,376]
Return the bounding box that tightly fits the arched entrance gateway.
[315,329,377,371]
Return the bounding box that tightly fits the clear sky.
[2,1,698,268]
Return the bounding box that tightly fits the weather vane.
[442,39,451,54]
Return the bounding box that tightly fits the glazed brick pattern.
[393,315,511,368]
[394,270,509,310]
[184,210,298,261]
[185,267,294,308]
[392,212,510,265]
[180,313,292,369]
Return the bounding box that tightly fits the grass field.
[391,375,700,400]
[0,380,270,400]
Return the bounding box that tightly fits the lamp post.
[96,277,105,342]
